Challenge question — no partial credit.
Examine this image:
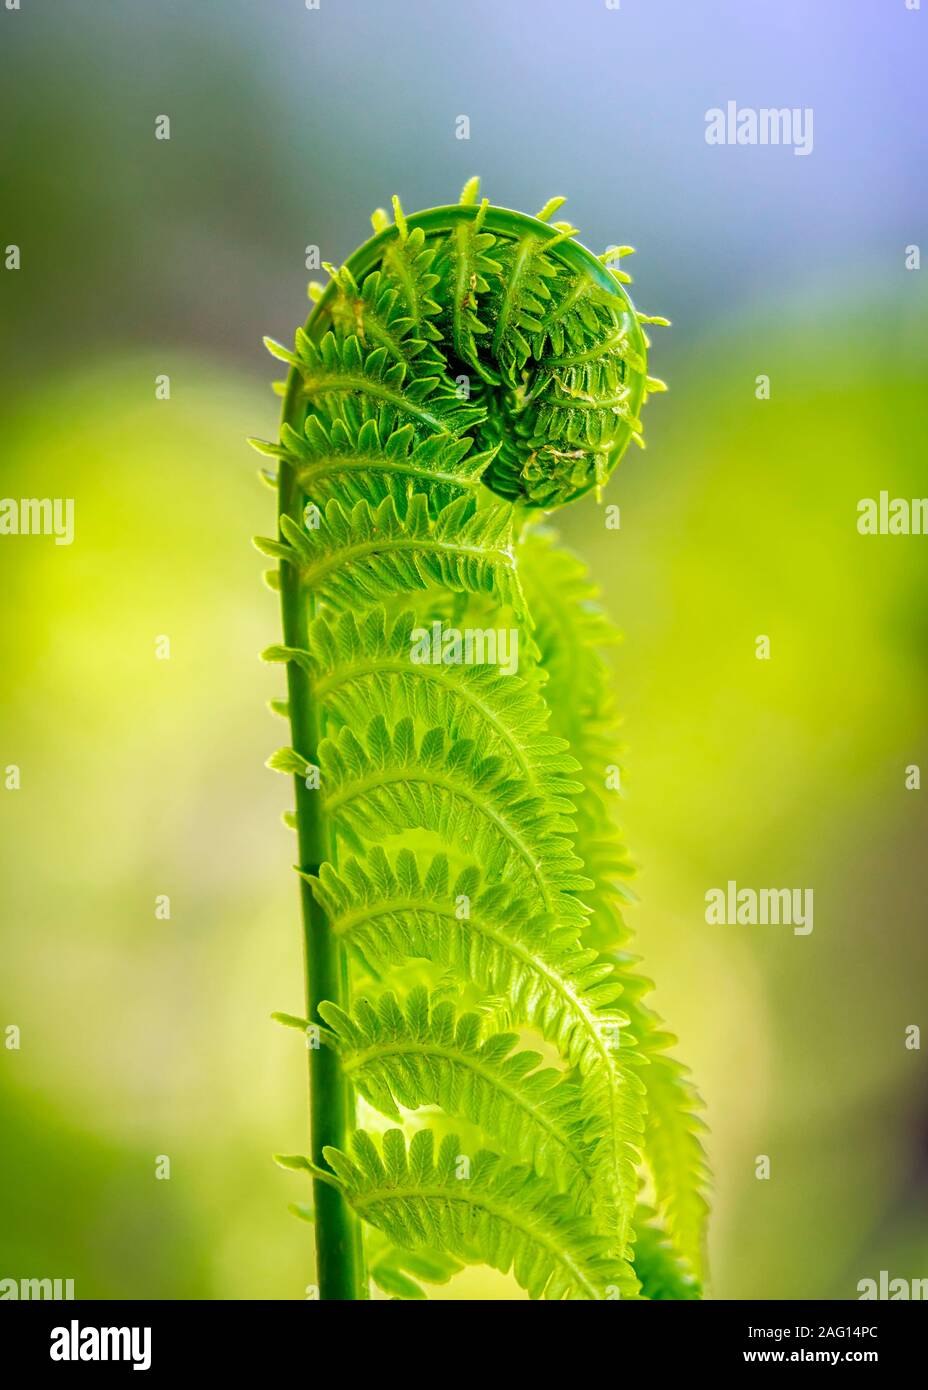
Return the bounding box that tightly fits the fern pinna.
[254,180,709,1301]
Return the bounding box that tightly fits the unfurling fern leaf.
[257,181,709,1300]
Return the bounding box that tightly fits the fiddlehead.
[256,180,707,1300]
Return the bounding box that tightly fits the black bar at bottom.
[1,1298,923,1375]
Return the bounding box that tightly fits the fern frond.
[326,262,446,376]
[636,1032,711,1281]
[367,1240,463,1301]
[520,529,711,1279]
[252,419,496,515]
[321,985,596,1197]
[311,847,612,1045]
[263,606,581,795]
[267,329,483,439]
[430,208,503,384]
[377,222,445,348]
[256,492,524,617]
[262,187,706,1300]
[518,527,634,946]
[310,845,645,1244]
[310,717,589,921]
[274,714,590,940]
[632,1205,702,1301]
[315,1128,639,1300]
[487,229,564,386]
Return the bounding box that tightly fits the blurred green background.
[1,0,926,1299]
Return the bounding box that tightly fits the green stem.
[277,416,365,1301]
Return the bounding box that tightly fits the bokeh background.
[1,0,926,1299]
